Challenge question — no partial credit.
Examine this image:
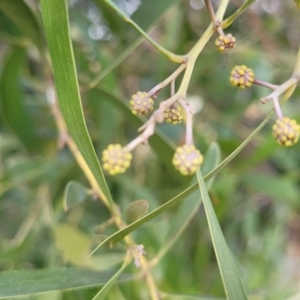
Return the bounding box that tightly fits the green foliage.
[0,0,300,300]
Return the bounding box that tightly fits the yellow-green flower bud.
[129,91,154,116]
[215,34,236,53]
[230,65,255,89]
[102,144,132,175]
[164,102,183,124]
[172,144,203,176]
[272,118,300,146]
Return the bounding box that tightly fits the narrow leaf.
[0,47,39,151]
[0,0,44,53]
[92,253,131,300]
[196,170,248,300]
[40,0,113,205]
[0,268,132,298]
[223,0,256,29]
[155,143,221,261]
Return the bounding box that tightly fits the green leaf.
[155,143,221,262]
[126,200,149,224]
[0,268,132,298]
[0,0,44,53]
[53,224,92,267]
[196,170,248,300]
[40,0,113,206]
[63,181,89,211]
[92,254,131,300]
[223,0,256,29]
[0,47,39,151]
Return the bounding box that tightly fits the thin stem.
[292,45,300,77]
[179,98,194,145]
[261,77,299,103]
[148,63,186,97]
[104,0,185,63]
[171,80,175,96]
[272,96,283,119]
[253,79,278,91]
[205,0,216,24]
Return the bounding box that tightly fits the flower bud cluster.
[272,118,300,147]
[215,34,236,53]
[164,102,183,124]
[102,144,132,175]
[130,91,154,116]
[230,65,255,89]
[172,144,203,176]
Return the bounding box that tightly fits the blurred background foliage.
[0,0,300,299]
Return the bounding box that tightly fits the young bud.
[272,118,300,146]
[230,65,255,89]
[129,91,154,116]
[172,144,203,176]
[164,102,183,124]
[102,144,132,175]
[215,34,236,53]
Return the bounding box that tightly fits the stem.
[46,84,111,207]
[46,78,160,300]
[205,0,216,24]
[103,0,185,63]
[148,63,187,97]
[179,98,194,145]
[272,96,283,119]
[293,45,300,77]
[171,80,175,96]
[261,77,299,103]
[253,79,278,91]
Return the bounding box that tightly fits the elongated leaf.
[196,170,248,300]
[0,0,44,53]
[0,47,39,151]
[155,143,221,262]
[41,0,113,205]
[92,254,131,300]
[0,268,132,298]
[223,0,256,28]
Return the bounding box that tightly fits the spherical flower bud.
[172,144,203,176]
[230,65,255,89]
[272,118,300,146]
[164,102,183,124]
[102,144,132,175]
[215,34,236,53]
[129,91,154,116]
